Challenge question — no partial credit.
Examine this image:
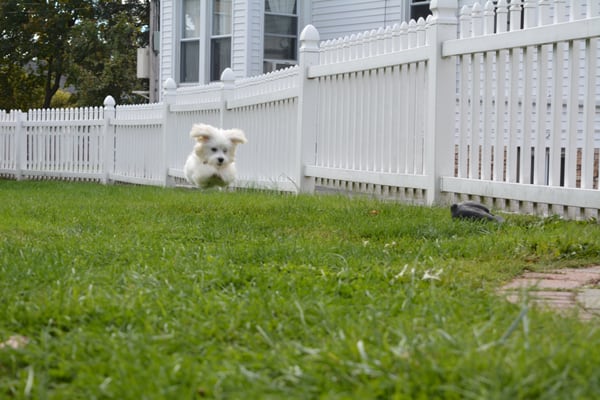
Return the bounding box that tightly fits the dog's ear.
[225,129,247,145]
[189,123,217,142]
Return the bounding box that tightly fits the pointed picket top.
[348,33,358,60]
[484,1,495,34]
[416,17,427,46]
[538,0,551,25]
[524,0,537,28]
[407,19,417,49]
[391,23,402,52]
[471,2,483,37]
[496,0,508,33]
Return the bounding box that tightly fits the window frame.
[179,0,203,84]
[209,0,233,81]
[263,0,299,73]
[178,0,233,84]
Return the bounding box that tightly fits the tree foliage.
[0,0,149,110]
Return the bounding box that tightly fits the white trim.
[226,87,299,108]
[443,17,600,56]
[441,177,600,209]
[209,0,233,81]
[308,46,431,78]
[304,166,430,190]
[108,173,166,187]
[262,0,300,73]
[176,0,211,84]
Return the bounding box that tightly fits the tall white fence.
[444,0,600,218]
[1,0,599,219]
[305,18,435,202]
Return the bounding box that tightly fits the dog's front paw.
[200,174,229,189]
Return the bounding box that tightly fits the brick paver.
[499,266,600,321]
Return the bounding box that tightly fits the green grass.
[1,180,600,399]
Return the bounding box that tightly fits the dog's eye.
[211,147,217,152]
[223,149,228,154]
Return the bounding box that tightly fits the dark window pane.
[265,14,297,35]
[410,3,431,21]
[183,0,201,38]
[211,37,231,81]
[265,0,296,14]
[181,41,199,83]
[264,36,296,60]
[213,0,232,35]
[263,60,295,74]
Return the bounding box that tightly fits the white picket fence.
[445,0,600,219]
[0,107,106,180]
[1,0,599,219]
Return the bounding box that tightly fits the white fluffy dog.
[183,123,247,189]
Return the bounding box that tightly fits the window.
[210,0,232,81]
[180,0,201,83]
[410,0,431,21]
[264,0,298,73]
[179,0,231,84]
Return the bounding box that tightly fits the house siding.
[311,0,404,40]
[159,0,599,102]
[248,0,264,77]
[160,0,175,90]
[232,0,247,78]
[231,0,263,79]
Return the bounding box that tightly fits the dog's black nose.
[217,157,224,164]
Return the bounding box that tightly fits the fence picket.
[534,42,550,185]
[495,49,508,181]
[521,46,534,184]
[549,40,564,187]
[582,37,597,189]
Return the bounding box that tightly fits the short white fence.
[1,0,599,220]
[0,107,105,181]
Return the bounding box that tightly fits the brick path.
[499,266,600,321]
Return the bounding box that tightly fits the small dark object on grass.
[451,201,504,223]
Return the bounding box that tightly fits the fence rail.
[1,0,599,220]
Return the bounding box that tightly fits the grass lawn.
[1,180,600,399]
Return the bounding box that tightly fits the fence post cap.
[163,78,177,91]
[220,67,235,82]
[430,0,458,23]
[300,25,320,49]
[103,95,116,108]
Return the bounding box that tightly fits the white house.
[157,0,441,93]
[157,0,597,100]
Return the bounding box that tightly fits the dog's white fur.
[184,123,247,189]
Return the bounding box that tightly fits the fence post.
[162,78,177,187]
[425,0,458,206]
[296,24,320,193]
[220,68,235,128]
[14,110,26,181]
[102,96,116,184]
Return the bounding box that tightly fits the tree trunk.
[43,57,62,109]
